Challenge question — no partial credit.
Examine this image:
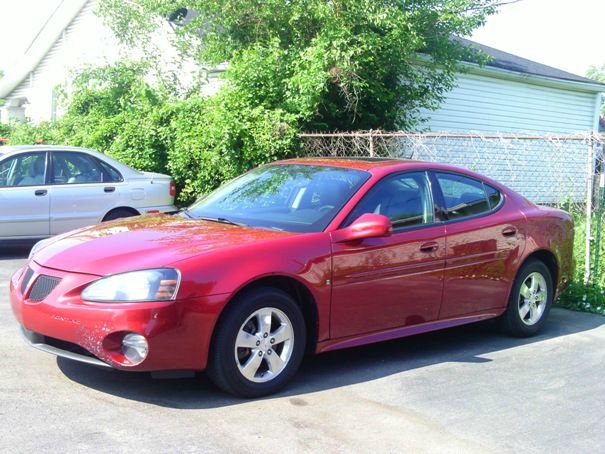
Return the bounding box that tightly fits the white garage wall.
[418,72,600,135]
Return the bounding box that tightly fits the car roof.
[275,157,419,171]
[0,145,102,156]
[272,157,506,189]
[0,145,142,177]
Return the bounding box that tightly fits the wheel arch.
[102,206,140,221]
[211,275,320,355]
[519,249,559,292]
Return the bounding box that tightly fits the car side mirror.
[332,213,392,243]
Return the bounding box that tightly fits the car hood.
[33,214,294,276]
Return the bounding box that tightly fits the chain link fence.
[300,131,605,285]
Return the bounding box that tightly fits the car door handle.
[34,189,47,196]
[502,227,517,237]
[420,241,439,252]
[104,186,116,193]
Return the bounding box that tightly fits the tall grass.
[557,209,605,315]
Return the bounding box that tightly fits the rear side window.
[52,152,102,184]
[98,160,123,182]
[485,183,503,209]
[435,172,491,220]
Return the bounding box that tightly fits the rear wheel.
[207,287,306,398]
[500,259,553,337]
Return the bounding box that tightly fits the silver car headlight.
[81,268,180,302]
[29,238,54,260]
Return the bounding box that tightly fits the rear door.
[432,171,526,318]
[48,151,121,234]
[0,151,50,238]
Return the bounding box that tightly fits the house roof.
[0,0,88,99]
[458,38,605,88]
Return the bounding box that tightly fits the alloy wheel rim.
[518,272,548,326]
[234,307,294,383]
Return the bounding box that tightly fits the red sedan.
[10,158,574,397]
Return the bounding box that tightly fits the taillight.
[169,180,176,197]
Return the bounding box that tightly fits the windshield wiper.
[196,215,248,227]
[178,208,195,218]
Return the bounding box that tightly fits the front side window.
[52,152,103,184]
[344,171,434,229]
[187,164,370,233]
[435,172,491,220]
[0,152,47,187]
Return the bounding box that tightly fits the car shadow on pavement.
[57,307,604,409]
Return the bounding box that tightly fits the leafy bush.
[557,209,605,315]
[4,121,65,145]
[1,61,300,204]
[168,90,299,202]
[59,62,172,174]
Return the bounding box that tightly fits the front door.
[0,151,50,238]
[330,171,446,339]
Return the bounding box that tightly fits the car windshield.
[186,164,370,233]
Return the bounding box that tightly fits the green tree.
[98,0,498,131]
[587,64,605,117]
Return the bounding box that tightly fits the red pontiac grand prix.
[10,158,574,397]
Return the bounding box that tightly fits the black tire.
[500,259,554,337]
[102,208,138,222]
[207,287,306,398]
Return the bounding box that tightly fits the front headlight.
[29,237,53,260]
[81,268,180,302]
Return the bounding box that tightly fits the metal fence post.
[593,136,605,281]
[584,135,595,285]
[369,130,375,157]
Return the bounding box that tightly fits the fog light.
[121,333,148,365]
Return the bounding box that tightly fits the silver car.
[0,145,177,240]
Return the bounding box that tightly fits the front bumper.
[20,326,112,369]
[10,261,224,372]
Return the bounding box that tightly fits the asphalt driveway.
[1,245,604,453]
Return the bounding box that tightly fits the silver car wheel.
[234,307,294,383]
[518,272,548,326]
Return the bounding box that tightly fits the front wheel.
[207,287,306,398]
[500,259,553,337]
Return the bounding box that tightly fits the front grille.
[28,275,62,302]
[20,267,34,295]
[43,335,96,358]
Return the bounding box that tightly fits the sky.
[471,0,604,76]
[0,0,603,77]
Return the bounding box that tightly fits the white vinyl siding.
[418,72,599,134]
[410,72,601,203]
